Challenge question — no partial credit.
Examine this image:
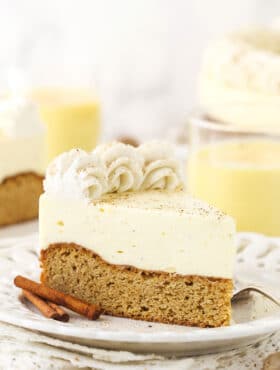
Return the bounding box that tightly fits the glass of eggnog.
[188,114,280,236]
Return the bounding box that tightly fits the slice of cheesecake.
[0,98,45,226]
[39,142,236,327]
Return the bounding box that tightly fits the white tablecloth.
[0,322,279,370]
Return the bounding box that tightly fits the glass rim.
[189,110,280,138]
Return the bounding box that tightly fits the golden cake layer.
[0,172,43,226]
[41,243,233,328]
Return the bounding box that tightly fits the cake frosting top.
[202,26,280,94]
[44,141,185,201]
[0,97,44,138]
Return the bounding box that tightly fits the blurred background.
[0,0,279,141]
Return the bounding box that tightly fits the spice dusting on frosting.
[89,190,228,221]
[44,141,185,201]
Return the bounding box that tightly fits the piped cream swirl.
[44,149,107,201]
[138,141,183,191]
[44,142,184,201]
[93,142,143,192]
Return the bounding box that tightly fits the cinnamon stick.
[21,290,61,320]
[14,276,102,320]
[47,301,70,322]
[263,352,280,370]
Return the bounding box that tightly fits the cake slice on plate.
[0,98,45,226]
[39,142,236,327]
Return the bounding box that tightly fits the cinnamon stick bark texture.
[14,276,102,320]
[263,352,280,370]
[47,301,70,322]
[21,290,61,320]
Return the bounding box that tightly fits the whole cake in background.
[0,98,45,226]
[199,26,280,132]
[39,141,236,328]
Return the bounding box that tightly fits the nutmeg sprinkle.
[90,190,227,221]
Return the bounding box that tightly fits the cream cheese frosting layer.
[0,98,45,182]
[44,142,184,202]
[0,98,44,137]
[39,191,236,278]
[0,135,45,183]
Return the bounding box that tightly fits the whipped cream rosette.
[138,141,184,191]
[93,142,144,193]
[44,149,107,201]
[44,141,185,201]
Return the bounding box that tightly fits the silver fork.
[232,280,280,307]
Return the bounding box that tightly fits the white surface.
[39,191,235,278]
[0,232,279,356]
[0,219,38,239]
[0,322,279,370]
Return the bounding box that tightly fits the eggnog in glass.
[188,115,280,236]
[27,65,101,163]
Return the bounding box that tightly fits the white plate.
[0,220,38,239]
[0,232,279,356]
